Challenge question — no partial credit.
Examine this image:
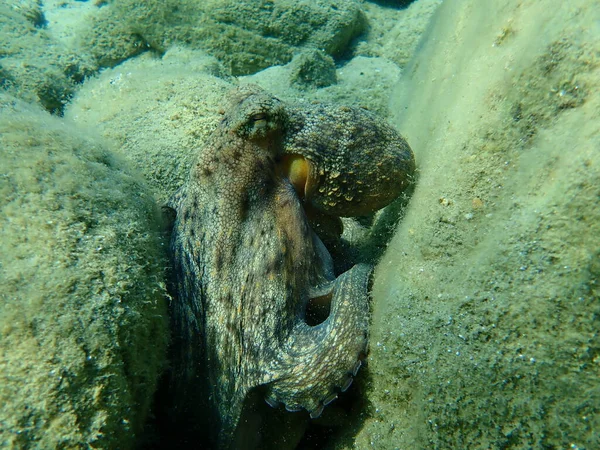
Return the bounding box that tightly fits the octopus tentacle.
[264,263,372,417]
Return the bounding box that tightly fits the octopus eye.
[251,113,268,129]
[280,154,311,199]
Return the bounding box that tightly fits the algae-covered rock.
[349,0,600,449]
[0,1,94,114]
[245,55,401,118]
[290,50,337,89]
[0,94,168,449]
[82,0,366,75]
[65,48,232,204]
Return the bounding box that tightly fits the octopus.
[167,85,415,449]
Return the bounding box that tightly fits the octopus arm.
[264,263,372,418]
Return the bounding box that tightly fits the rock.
[81,0,366,75]
[290,50,337,89]
[245,55,401,118]
[0,2,94,114]
[0,94,168,449]
[65,48,232,204]
[355,0,443,69]
[349,0,600,448]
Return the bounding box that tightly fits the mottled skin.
[283,102,416,217]
[168,86,414,448]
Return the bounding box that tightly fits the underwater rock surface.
[83,0,366,75]
[352,0,600,448]
[0,2,93,114]
[0,95,168,449]
[65,49,232,205]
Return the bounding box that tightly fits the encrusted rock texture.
[354,1,600,449]
[0,94,168,449]
[82,0,366,75]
